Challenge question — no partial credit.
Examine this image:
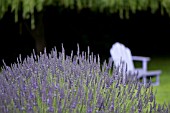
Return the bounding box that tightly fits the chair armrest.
[132,56,150,62]
[132,56,150,71]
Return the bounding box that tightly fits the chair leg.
[151,75,160,86]
[156,75,160,86]
[143,76,147,86]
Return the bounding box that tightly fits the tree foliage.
[1,0,170,29]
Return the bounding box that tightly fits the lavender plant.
[0,44,169,113]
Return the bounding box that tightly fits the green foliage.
[0,0,170,29]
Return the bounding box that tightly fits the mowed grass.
[147,56,170,105]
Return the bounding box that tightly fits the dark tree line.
[0,0,170,66]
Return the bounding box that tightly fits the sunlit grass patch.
[148,56,170,105]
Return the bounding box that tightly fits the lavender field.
[0,45,169,113]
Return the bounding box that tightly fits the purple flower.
[0,45,169,113]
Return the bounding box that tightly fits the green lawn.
[147,56,170,105]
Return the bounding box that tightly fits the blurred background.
[0,2,170,66]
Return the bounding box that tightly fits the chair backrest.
[110,42,135,72]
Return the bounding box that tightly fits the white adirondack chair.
[110,42,161,86]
